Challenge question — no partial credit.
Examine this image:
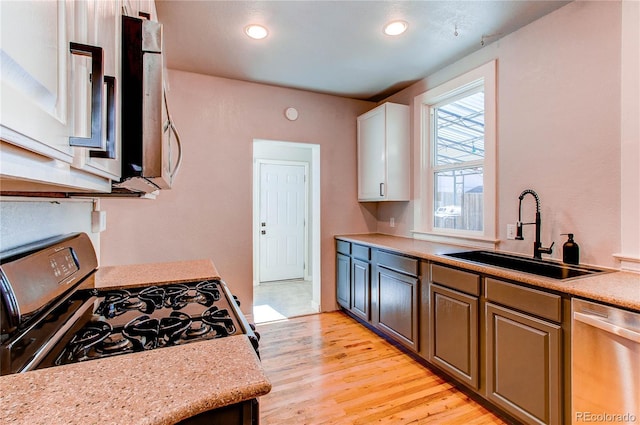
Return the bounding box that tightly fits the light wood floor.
[256,311,510,425]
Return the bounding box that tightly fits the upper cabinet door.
[0,0,74,163]
[357,106,386,200]
[357,102,410,202]
[70,0,122,180]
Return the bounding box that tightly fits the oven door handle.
[19,296,98,373]
[574,311,640,343]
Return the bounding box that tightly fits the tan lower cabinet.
[430,283,479,389]
[350,244,372,321]
[351,258,370,321]
[336,239,352,309]
[429,264,481,390]
[485,279,563,425]
[376,259,419,351]
[336,252,351,309]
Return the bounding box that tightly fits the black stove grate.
[49,280,242,366]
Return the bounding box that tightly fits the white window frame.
[412,60,497,248]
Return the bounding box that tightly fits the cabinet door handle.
[380,182,385,197]
[69,42,104,149]
[90,76,116,159]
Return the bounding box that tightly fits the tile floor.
[253,279,318,324]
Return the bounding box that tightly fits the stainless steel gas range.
[0,233,261,424]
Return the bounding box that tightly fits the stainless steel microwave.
[116,15,181,194]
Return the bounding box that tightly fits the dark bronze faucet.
[516,189,554,259]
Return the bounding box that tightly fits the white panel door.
[259,163,306,282]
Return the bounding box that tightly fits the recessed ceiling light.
[384,20,408,36]
[245,24,268,40]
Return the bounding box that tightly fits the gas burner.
[138,286,165,312]
[202,306,236,336]
[159,312,192,345]
[163,284,189,308]
[184,322,211,339]
[99,290,145,318]
[66,321,113,361]
[122,315,160,350]
[169,280,221,309]
[96,335,133,354]
[196,280,221,302]
[172,292,207,309]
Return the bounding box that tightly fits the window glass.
[432,89,485,231]
[434,91,485,165]
[433,167,483,231]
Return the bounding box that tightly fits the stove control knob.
[249,335,260,351]
[233,295,241,307]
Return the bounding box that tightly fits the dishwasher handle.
[574,311,640,343]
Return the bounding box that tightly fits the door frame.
[256,159,309,282]
[252,139,321,312]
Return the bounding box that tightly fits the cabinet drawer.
[377,251,418,277]
[431,264,480,296]
[336,240,351,255]
[352,244,371,261]
[485,278,561,323]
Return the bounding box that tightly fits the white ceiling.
[155,0,571,101]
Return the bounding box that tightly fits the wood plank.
[257,311,508,424]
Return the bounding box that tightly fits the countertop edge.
[0,336,271,425]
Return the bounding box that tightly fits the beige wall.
[379,0,624,268]
[99,72,376,314]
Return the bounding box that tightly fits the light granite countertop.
[0,259,271,425]
[336,233,640,312]
[93,259,223,289]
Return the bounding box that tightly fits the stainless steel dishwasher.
[572,298,640,424]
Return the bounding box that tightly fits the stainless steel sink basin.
[444,250,606,280]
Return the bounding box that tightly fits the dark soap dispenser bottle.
[561,233,579,265]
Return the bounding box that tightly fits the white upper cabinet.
[1,1,74,163]
[357,102,410,201]
[0,0,124,192]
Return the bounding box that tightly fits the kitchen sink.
[444,250,607,280]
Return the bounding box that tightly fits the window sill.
[412,230,499,250]
[612,253,640,273]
